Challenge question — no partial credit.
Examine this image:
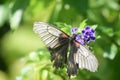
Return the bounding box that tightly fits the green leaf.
[91,25,98,30]
[54,22,72,35]
[41,70,49,80]
[78,19,87,29]
[10,9,23,30]
[110,43,118,60]
[28,52,40,62]
[96,35,101,39]
[10,0,29,30]
[0,5,9,27]
[103,44,118,60]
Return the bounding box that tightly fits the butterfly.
[33,22,98,77]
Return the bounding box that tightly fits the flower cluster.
[71,26,96,45]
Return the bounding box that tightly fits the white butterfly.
[33,22,98,77]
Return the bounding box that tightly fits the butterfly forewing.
[33,22,69,68]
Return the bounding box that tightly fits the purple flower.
[85,26,90,30]
[71,26,96,45]
[91,29,95,33]
[71,27,78,34]
[82,26,96,43]
[75,34,84,45]
[90,36,96,40]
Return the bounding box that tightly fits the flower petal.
[75,34,84,45]
[85,26,90,30]
[71,27,78,34]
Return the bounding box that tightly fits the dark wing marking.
[33,22,69,68]
[49,42,69,68]
[74,41,98,72]
[67,41,78,77]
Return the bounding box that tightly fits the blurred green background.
[0,0,120,80]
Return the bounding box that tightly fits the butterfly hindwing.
[67,41,98,77]
[33,22,69,68]
[74,41,98,72]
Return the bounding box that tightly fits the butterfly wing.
[74,41,98,72]
[67,41,98,77]
[67,41,78,77]
[33,22,69,68]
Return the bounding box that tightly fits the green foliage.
[78,19,87,29]
[0,5,9,27]
[54,22,72,35]
[0,0,120,80]
[16,49,68,80]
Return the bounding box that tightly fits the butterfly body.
[33,22,98,77]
